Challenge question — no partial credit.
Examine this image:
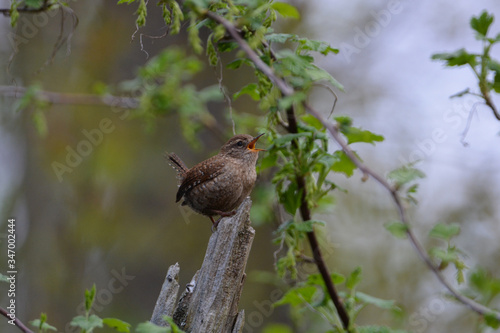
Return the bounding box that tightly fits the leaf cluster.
[118,48,222,146]
[28,285,183,333]
[274,267,405,332]
[428,223,467,284]
[8,0,56,27]
[431,11,500,113]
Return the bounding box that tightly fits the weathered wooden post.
[151,198,255,332]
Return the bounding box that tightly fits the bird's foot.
[210,216,221,232]
[209,210,237,232]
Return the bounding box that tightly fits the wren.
[166,134,265,229]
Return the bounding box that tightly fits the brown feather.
[165,152,188,185]
[176,155,226,203]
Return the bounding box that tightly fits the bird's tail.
[165,152,188,184]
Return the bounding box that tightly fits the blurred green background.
[1,1,500,332]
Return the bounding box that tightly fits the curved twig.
[0,307,34,333]
[481,89,500,121]
[312,83,338,119]
[287,106,351,330]
[203,8,500,323]
[0,86,139,109]
[204,10,351,331]
[305,104,500,321]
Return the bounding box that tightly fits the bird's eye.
[236,141,244,147]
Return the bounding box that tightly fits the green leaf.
[117,0,136,4]
[32,110,48,137]
[259,152,278,170]
[271,2,300,19]
[385,221,408,239]
[295,220,325,232]
[278,92,307,110]
[103,318,131,333]
[344,127,384,145]
[135,0,147,27]
[272,132,311,146]
[160,2,171,25]
[346,267,362,290]
[188,13,203,54]
[301,114,323,130]
[10,1,19,27]
[493,72,500,93]
[276,252,297,279]
[330,151,357,177]
[218,41,239,53]
[297,38,339,55]
[30,313,57,332]
[0,273,10,282]
[206,35,218,67]
[24,0,43,8]
[274,285,318,306]
[265,33,296,44]
[429,223,460,241]
[485,313,500,329]
[279,182,302,215]
[356,291,398,310]
[429,247,461,264]
[307,273,345,286]
[431,49,477,67]
[470,11,494,39]
[487,59,500,73]
[234,83,260,101]
[169,1,184,35]
[387,165,425,187]
[469,268,500,301]
[136,321,170,333]
[304,65,344,91]
[70,315,103,331]
[85,285,97,312]
[226,58,248,69]
[335,116,384,144]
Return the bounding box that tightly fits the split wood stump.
[151,198,255,332]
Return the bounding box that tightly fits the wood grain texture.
[151,263,180,326]
[150,198,255,332]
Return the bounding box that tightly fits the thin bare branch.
[482,89,500,120]
[286,105,351,330]
[205,10,351,330]
[0,86,139,109]
[204,7,500,323]
[305,102,500,321]
[0,307,34,333]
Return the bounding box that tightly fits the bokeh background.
[1,0,499,332]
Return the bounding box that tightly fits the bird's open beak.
[247,133,266,152]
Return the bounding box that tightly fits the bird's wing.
[176,156,226,203]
